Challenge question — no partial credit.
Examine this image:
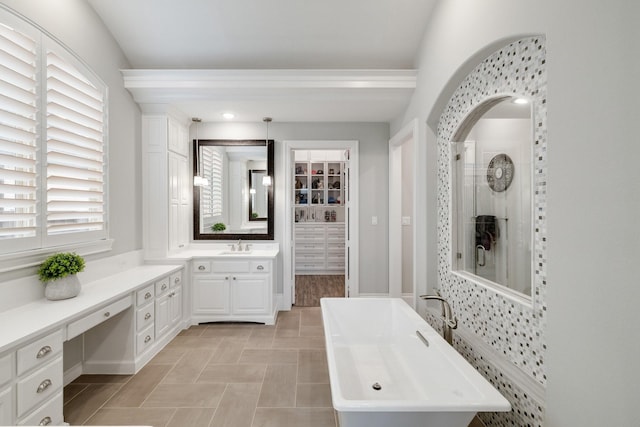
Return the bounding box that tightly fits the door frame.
[282,140,359,309]
[389,120,419,308]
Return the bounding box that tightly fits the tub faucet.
[419,293,458,345]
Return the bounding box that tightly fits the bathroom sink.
[220,250,253,255]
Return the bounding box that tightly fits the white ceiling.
[87,0,436,122]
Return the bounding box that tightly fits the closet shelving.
[293,156,346,274]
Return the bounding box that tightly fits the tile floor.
[64,306,485,427]
[64,307,336,427]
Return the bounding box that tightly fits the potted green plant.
[211,222,226,232]
[38,252,85,300]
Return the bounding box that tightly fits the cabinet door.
[231,275,269,315]
[155,294,170,338]
[193,277,230,314]
[0,387,12,426]
[169,285,182,326]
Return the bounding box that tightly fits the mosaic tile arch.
[434,36,548,386]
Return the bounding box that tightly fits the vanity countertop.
[0,264,183,354]
[166,244,279,260]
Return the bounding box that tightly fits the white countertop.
[165,244,279,260]
[0,264,183,354]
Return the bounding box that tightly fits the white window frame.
[0,6,111,271]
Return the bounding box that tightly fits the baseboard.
[63,362,84,386]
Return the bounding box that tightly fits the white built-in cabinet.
[142,112,191,259]
[192,258,277,325]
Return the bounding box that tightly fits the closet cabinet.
[293,155,346,274]
[191,258,277,325]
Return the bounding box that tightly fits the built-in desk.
[0,264,184,426]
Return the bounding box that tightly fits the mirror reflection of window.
[453,96,533,298]
[249,169,268,221]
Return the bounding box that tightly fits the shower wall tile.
[434,36,547,426]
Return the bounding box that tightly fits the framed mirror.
[193,139,274,240]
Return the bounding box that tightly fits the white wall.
[192,121,391,295]
[392,0,640,425]
[0,0,143,258]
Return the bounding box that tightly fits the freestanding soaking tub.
[320,298,511,427]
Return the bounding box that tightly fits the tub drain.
[372,382,382,391]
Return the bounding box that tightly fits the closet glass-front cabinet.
[293,151,346,274]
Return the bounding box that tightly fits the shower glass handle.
[476,245,486,267]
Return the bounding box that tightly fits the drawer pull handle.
[256,265,264,271]
[39,416,52,426]
[36,345,52,359]
[168,291,175,298]
[198,265,205,271]
[161,284,167,291]
[145,292,152,299]
[104,311,110,317]
[145,312,152,320]
[144,335,152,343]
[36,378,52,394]
[174,277,180,284]
[225,276,229,280]
[232,277,236,280]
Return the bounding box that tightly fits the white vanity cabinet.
[4,330,65,426]
[192,258,276,325]
[0,353,13,425]
[154,272,183,339]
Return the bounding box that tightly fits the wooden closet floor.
[295,275,345,307]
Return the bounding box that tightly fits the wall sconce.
[261,117,273,187]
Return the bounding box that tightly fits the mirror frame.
[193,139,274,240]
[248,169,268,222]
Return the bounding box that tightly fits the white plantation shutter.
[0,7,108,256]
[0,22,38,244]
[45,50,105,236]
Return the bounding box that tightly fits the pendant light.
[262,117,272,187]
[192,118,209,187]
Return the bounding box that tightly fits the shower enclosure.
[453,97,533,297]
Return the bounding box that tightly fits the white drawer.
[295,254,324,262]
[193,260,211,273]
[211,260,250,273]
[136,284,155,306]
[250,261,270,273]
[136,324,155,355]
[16,330,62,377]
[17,356,62,417]
[67,296,132,340]
[296,263,325,270]
[16,390,62,426]
[136,303,155,332]
[170,271,182,288]
[295,243,325,252]
[326,225,345,234]
[155,276,170,296]
[0,353,12,387]
[327,241,345,251]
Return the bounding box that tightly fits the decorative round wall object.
[486,153,514,192]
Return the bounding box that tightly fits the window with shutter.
[0,7,108,257]
[201,147,223,224]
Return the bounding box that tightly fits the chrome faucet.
[236,240,243,251]
[420,291,458,345]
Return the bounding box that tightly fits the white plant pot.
[44,274,81,300]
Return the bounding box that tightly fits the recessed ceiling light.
[222,112,235,120]
[512,97,529,105]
